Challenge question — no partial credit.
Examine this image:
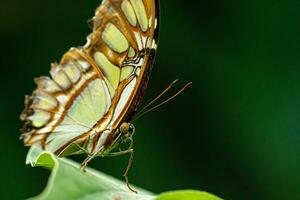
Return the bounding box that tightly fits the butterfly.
[20,0,160,190]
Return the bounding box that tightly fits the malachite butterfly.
[20,0,160,177]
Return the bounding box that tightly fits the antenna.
[133,80,192,121]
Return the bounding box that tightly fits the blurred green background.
[1,0,300,199]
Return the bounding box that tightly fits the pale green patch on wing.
[120,66,134,81]
[62,63,81,84]
[46,132,83,153]
[32,91,57,110]
[45,119,90,153]
[35,77,61,93]
[94,52,120,89]
[66,79,110,128]
[89,79,112,118]
[74,60,91,72]
[128,47,136,58]
[102,23,129,53]
[130,0,148,32]
[50,65,72,89]
[45,79,111,153]
[104,77,116,98]
[28,110,51,128]
[121,0,137,27]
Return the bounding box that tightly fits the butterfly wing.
[20,0,159,156]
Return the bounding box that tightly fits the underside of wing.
[20,0,159,156]
[20,49,111,154]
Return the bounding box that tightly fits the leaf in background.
[156,190,223,200]
[26,146,222,200]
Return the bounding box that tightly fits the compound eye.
[120,122,130,134]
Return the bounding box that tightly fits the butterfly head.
[119,122,135,140]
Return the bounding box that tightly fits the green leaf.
[26,146,222,200]
[26,146,155,200]
[156,190,223,200]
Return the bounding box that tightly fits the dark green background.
[1,0,300,199]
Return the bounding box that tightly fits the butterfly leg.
[74,143,92,156]
[123,148,136,193]
[80,146,104,172]
[103,148,133,157]
[80,155,92,172]
[105,148,136,193]
[104,139,137,193]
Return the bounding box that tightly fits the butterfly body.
[20,0,159,159]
